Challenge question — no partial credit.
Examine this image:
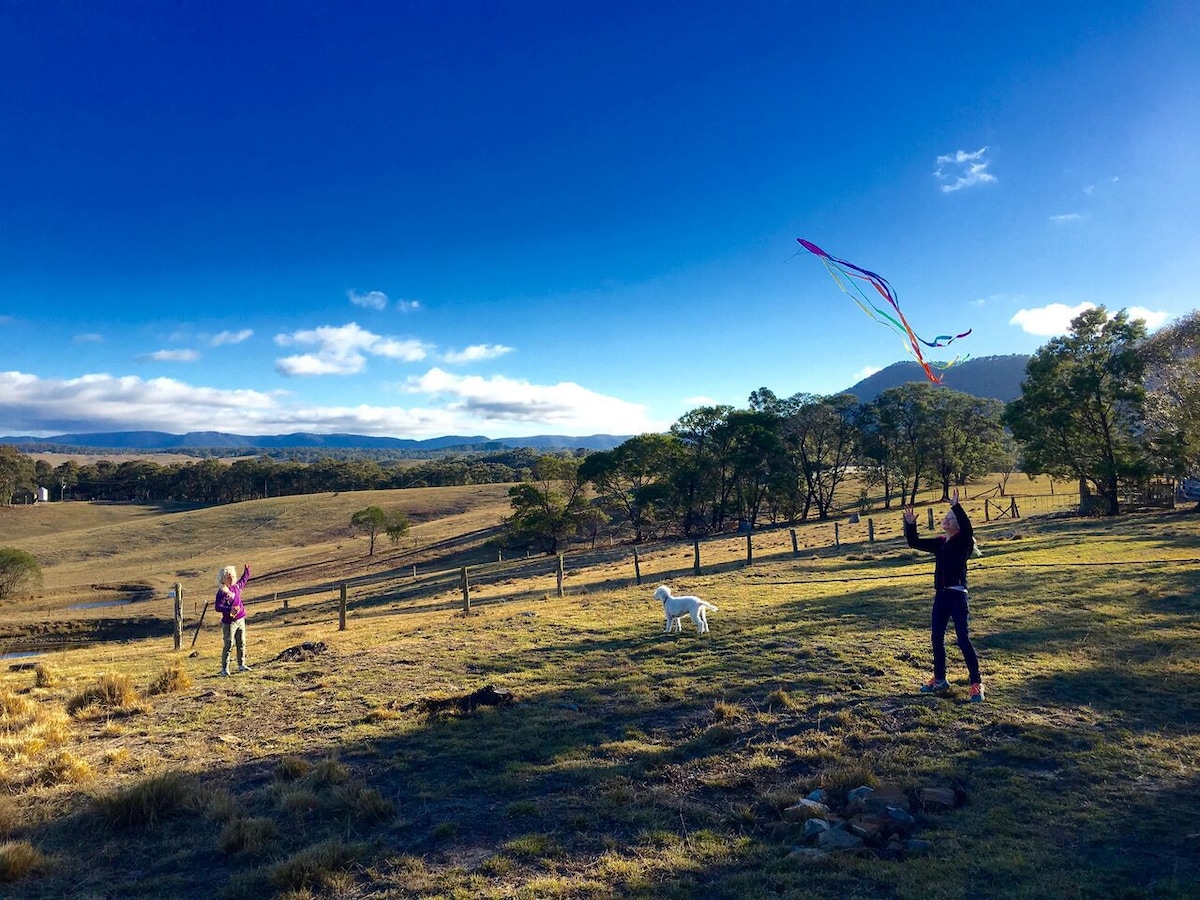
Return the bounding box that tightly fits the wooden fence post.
[693,540,701,575]
[834,522,840,551]
[461,566,471,612]
[338,583,347,631]
[790,529,799,556]
[985,501,991,522]
[927,508,935,531]
[633,547,642,585]
[556,554,565,597]
[1011,497,1020,518]
[173,583,183,650]
[868,518,875,542]
[745,533,753,566]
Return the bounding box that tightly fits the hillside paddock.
[0,481,1197,898]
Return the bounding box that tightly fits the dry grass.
[0,483,1196,898]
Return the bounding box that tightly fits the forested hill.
[843,354,1030,402]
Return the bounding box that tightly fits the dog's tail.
[701,601,718,611]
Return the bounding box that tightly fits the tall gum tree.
[1004,307,1147,515]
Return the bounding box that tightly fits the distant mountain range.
[0,431,632,453]
[1,356,1030,453]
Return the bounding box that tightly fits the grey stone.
[817,826,866,851]
[803,818,831,838]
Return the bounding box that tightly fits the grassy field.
[1,482,1198,898]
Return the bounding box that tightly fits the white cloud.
[274,322,430,376]
[211,329,253,346]
[400,367,659,430]
[1009,302,1096,336]
[348,289,388,310]
[1127,306,1170,330]
[0,368,667,438]
[853,366,882,381]
[1009,302,1170,336]
[395,299,421,313]
[934,147,996,193]
[442,344,514,364]
[139,349,201,363]
[1049,213,1083,223]
[0,371,284,434]
[681,395,717,408]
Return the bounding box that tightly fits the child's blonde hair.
[217,565,237,587]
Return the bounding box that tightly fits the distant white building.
[37,487,49,502]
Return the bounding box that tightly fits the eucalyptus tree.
[668,405,739,535]
[0,547,41,600]
[926,389,1007,500]
[1004,306,1147,515]
[578,432,681,542]
[778,392,860,520]
[1139,310,1200,481]
[0,446,35,506]
[873,382,940,504]
[504,454,588,553]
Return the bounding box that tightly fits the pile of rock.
[784,783,959,861]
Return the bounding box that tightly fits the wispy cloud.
[395,299,421,313]
[442,344,514,364]
[348,289,389,311]
[274,322,430,376]
[934,147,996,193]
[1049,213,1083,224]
[211,329,253,346]
[853,365,882,381]
[72,333,104,344]
[139,349,201,363]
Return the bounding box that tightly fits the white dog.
[653,585,718,635]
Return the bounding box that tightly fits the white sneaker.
[219,670,230,677]
[238,664,252,672]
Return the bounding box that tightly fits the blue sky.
[1,1,1196,439]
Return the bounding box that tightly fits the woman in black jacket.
[904,488,983,702]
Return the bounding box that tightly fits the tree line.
[2,307,1197,552]
[499,307,1198,551]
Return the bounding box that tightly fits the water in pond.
[67,599,134,610]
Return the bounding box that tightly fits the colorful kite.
[796,238,971,384]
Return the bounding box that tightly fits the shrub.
[66,674,145,717]
[33,664,56,689]
[274,755,311,781]
[0,796,20,838]
[95,771,196,827]
[36,750,93,786]
[218,816,278,855]
[147,662,192,696]
[0,840,49,883]
[269,839,366,892]
[329,783,394,823]
[0,548,41,601]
